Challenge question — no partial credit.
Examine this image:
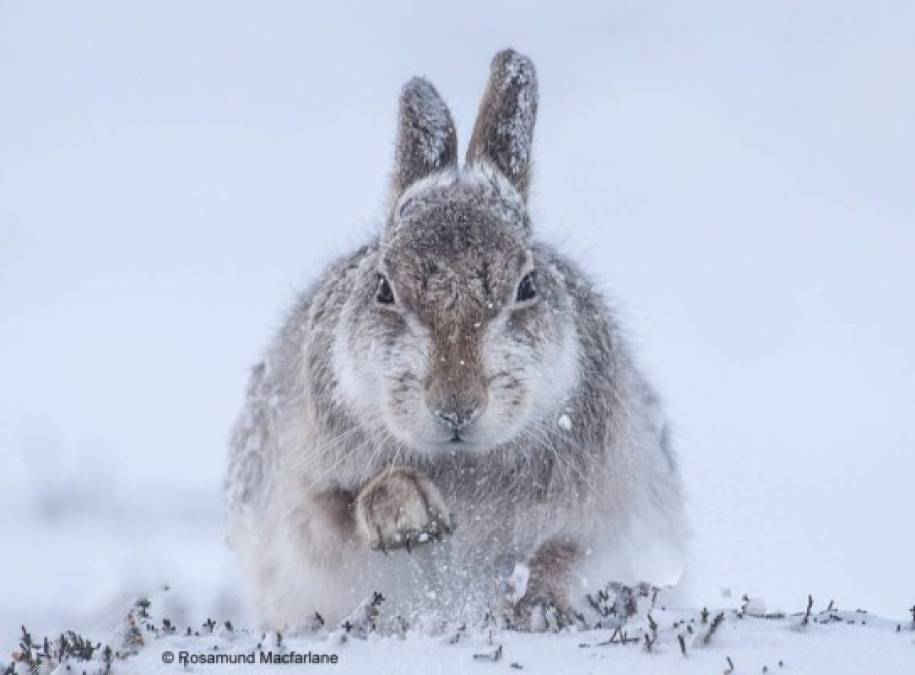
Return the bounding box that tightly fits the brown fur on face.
[382,192,531,428]
[344,178,570,451]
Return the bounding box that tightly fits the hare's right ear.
[391,77,458,198]
[466,49,538,201]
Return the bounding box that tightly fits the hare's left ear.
[391,77,458,198]
[466,49,538,201]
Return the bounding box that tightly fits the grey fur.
[226,49,686,630]
[466,49,538,199]
[392,78,458,198]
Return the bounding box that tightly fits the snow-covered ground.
[7,587,915,674]
[2,1,914,673]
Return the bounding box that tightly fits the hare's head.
[334,50,579,454]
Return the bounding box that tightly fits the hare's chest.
[430,467,560,557]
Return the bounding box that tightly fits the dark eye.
[516,271,537,302]
[375,274,395,304]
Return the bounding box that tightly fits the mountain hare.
[226,49,686,630]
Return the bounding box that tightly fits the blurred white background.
[1,0,913,641]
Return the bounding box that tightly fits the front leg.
[512,539,581,630]
[355,467,454,552]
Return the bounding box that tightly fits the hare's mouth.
[426,430,482,451]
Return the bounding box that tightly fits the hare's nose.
[424,363,488,433]
[435,408,478,431]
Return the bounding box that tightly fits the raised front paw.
[355,467,454,552]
